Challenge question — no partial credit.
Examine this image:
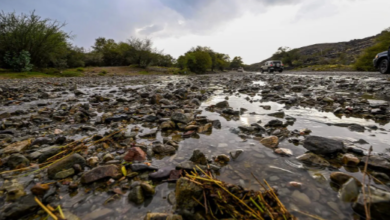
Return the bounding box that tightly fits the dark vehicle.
[261,60,284,73]
[373,51,389,74]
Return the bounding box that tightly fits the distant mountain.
[247,35,377,70]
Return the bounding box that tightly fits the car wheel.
[279,70,283,73]
[379,59,390,74]
[261,69,264,73]
[268,68,273,73]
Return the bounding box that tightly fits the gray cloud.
[1,0,356,48]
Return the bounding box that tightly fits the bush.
[186,51,212,74]
[3,50,33,72]
[354,30,390,71]
[76,67,85,72]
[99,70,107,75]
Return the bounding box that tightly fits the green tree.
[66,45,85,68]
[354,30,390,71]
[186,50,212,74]
[230,56,243,69]
[271,47,301,67]
[177,55,187,70]
[0,11,70,68]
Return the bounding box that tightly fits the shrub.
[3,50,33,72]
[100,70,107,75]
[76,67,85,72]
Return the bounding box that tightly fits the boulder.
[303,136,345,155]
[124,147,147,162]
[353,187,390,220]
[260,136,279,148]
[81,165,121,184]
[47,153,86,179]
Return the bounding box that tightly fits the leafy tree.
[126,37,160,68]
[354,30,390,71]
[4,50,33,72]
[186,50,212,74]
[230,56,243,69]
[66,45,85,68]
[177,55,187,70]
[271,47,301,67]
[0,11,70,68]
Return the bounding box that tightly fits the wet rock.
[3,139,31,154]
[212,120,221,129]
[348,124,365,132]
[190,98,201,106]
[342,153,360,166]
[296,153,330,166]
[140,182,155,196]
[139,129,158,138]
[171,112,191,124]
[274,148,293,156]
[215,154,230,164]
[87,156,99,167]
[104,114,128,123]
[152,144,176,155]
[353,186,390,220]
[190,149,207,165]
[215,100,229,108]
[74,89,86,95]
[130,163,158,171]
[361,155,390,171]
[81,165,121,184]
[197,123,212,133]
[49,210,81,220]
[176,161,207,171]
[229,149,243,160]
[0,111,11,119]
[35,146,62,163]
[30,183,50,196]
[161,120,176,130]
[265,119,283,127]
[291,190,311,205]
[260,136,279,148]
[268,111,285,118]
[6,153,30,169]
[102,153,114,162]
[288,181,303,189]
[330,172,361,186]
[128,185,145,205]
[82,208,114,220]
[339,178,360,202]
[47,153,86,179]
[303,136,345,155]
[149,167,174,179]
[124,147,147,162]
[31,137,52,146]
[0,194,38,220]
[323,97,334,102]
[175,177,203,213]
[3,179,26,202]
[55,168,75,179]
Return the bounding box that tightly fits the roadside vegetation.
[0,11,245,78]
[354,29,390,71]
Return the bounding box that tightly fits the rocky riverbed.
[0,71,390,220]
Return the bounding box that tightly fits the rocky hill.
[247,34,377,70]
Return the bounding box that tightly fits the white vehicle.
[237,67,244,72]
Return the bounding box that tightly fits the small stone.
[124,147,147,162]
[140,182,155,196]
[215,101,229,108]
[30,183,50,196]
[102,153,114,162]
[128,185,144,205]
[81,165,121,184]
[229,149,243,160]
[296,153,330,166]
[274,148,292,156]
[175,177,203,211]
[342,154,360,166]
[216,154,230,164]
[47,153,86,179]
[303,136,345,155]
[330,172,361,186]
[190,149,207,165]
[288,181,303,189]
[55,168,75,179]
[3,139,31,154]
[6,153,30,169]
[339,178,360,202]
[87,156,99,167]
[292,190,311,205]
[260,136,279,148]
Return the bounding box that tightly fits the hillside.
[247,35,377,71]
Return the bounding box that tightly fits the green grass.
[294,64,353,71]
[0,70,83,79]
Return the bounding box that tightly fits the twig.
[293,209,326,220]
[362,146,373,220]
[35,197,58,220]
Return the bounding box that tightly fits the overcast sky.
[2,0,390,64]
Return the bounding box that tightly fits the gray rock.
[362,155,390,171]
[190,149,207,165]
[47,153,86,179]
[303,136,345,155]
[0,194,38,220]
[54,168,75,179]
[171,112,191,124]
[296,153,330,166]
[0,111,10,120]
[339,178,360,202]
[128,185,144,205]
[175,177,203,214]
[353,186,390,220]
[229,149,243,160]
[7,154,30,169]
[152,144,176,155]
[81,165,121,184]
[31,137,52,146]
[215,101,229,108]
[265,119,283,127]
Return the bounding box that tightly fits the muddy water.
[1,74,389,220]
